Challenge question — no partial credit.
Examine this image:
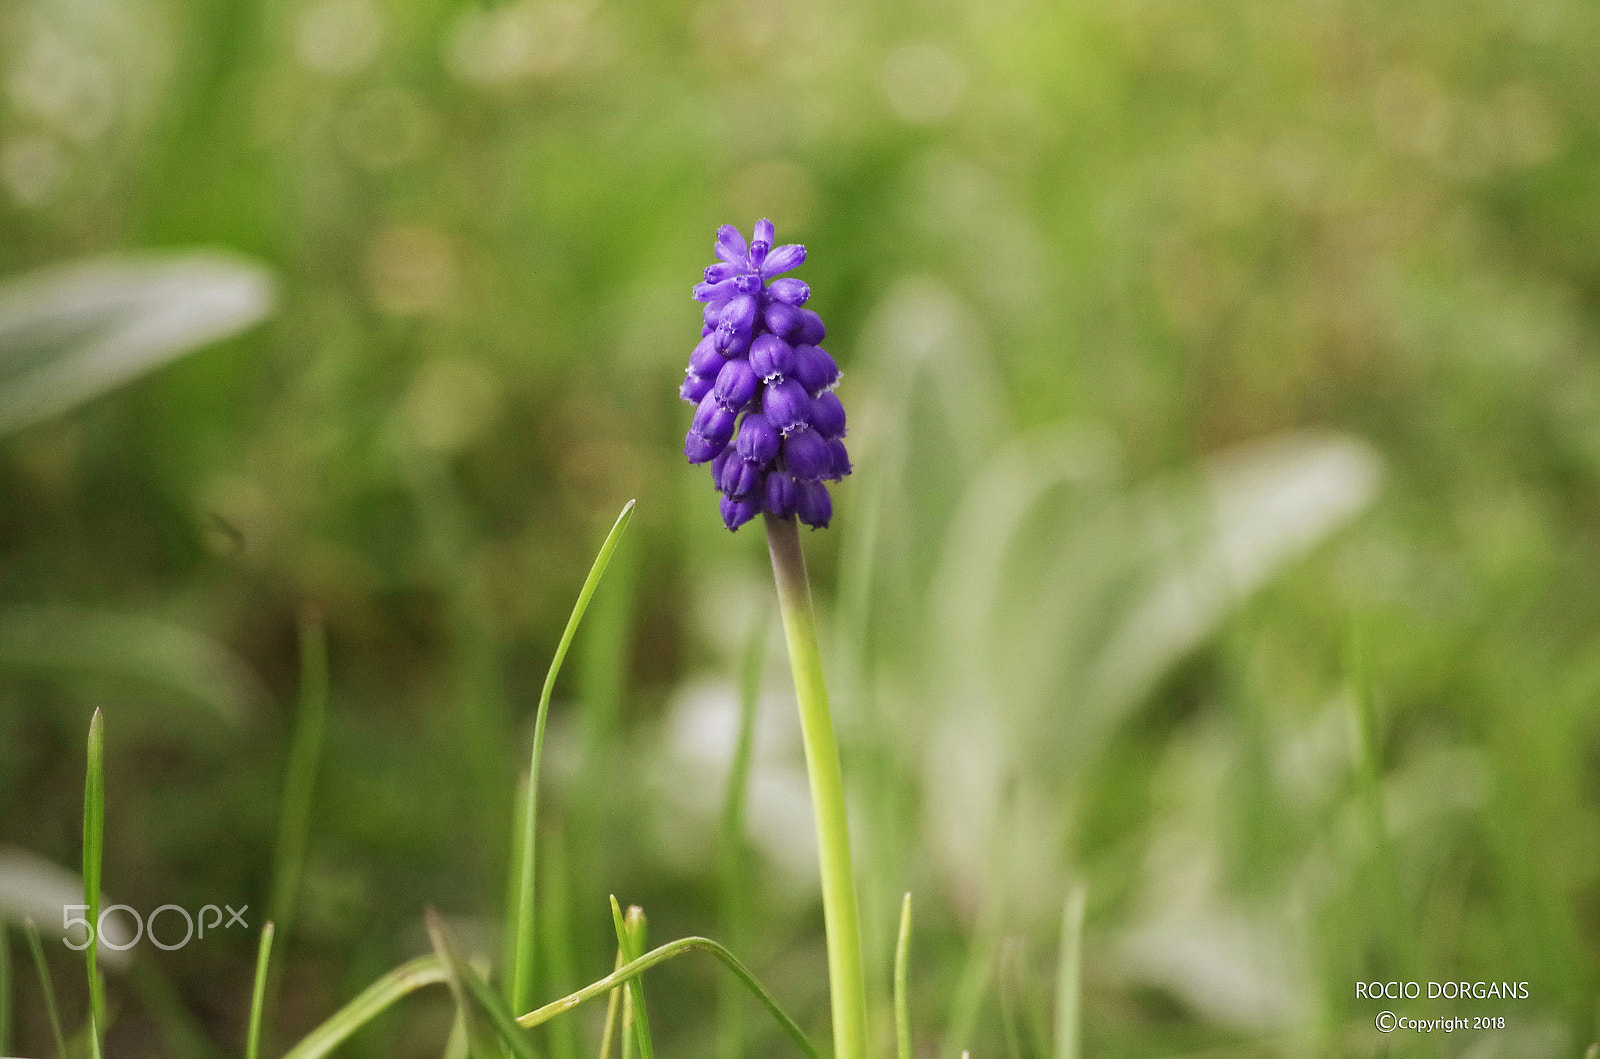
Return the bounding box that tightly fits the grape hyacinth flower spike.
[681,219,849,531]
[680,221,870,1059]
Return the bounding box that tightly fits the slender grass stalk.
[270,610,329,942]
[509,501,636,1015]
[443,1014,468,1059]
[24,919,68,1059]
[516,934,819,1059]
[718,616,767,1059]
[82,707,106,1046]
[427,910,538,1059]
[893,893,913,1059]
[247,921,276,1059]
[541,827,580,1059]
[281,957,449,1059]
[619,987,635,1059]
[1053,886,1086,1059]
[763,513,869,1059]
[596,948,625,1059]
[608,899,654,1059]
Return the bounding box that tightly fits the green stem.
[764,513,870,1059]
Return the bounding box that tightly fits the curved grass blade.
[1053,886,1086,1059]
[0,252,275,436]
[609,899,654,1059]
[25,919,68,1059]
[83,709,106,1046]
[427,909,538,1059]
[516,935,819,1059]
[508,501,636,1014]
[280,957,448,1059]
[246,922,275,1059]
[894,894,913,1059]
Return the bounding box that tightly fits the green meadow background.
[2,0,1599,1054]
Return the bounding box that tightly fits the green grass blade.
[280,956,448,1059]
[270,610,330,940]
[1052,885,1086,1059]
[718,616,767,1059]
[25,919,68,1059]
[509,501,636,1014]
[596,948,624,1059]
[608,898,654,1059]
[894,893,913,1059]
[540,828,579,1059]
[443,1013,469,1059]
[516,934,819,1059]
[618,987,634,1059]
[427,910,540,1059]
[83,707,106,1045]
[246,921,275,1059]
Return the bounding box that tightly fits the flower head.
[681,220,849,530]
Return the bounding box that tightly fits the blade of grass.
[25,919,68,1059]
[596,948,625,1059]
[270,610,329,942]
[427,909,540,1059]
[608,899,654,1059]
[618,986,635,1059]
[508,501,636,1015]
[280,956,448,1059]
[718,616,767,1059]
[540,828,579,1059]
[246,922,275,1059]
[894,893,913,1059]
[443,1013,469,1059]
[83,707,106,1045]
[1053,885,1086,1059]
[515,934,819,1059]
[426,910,516,1059]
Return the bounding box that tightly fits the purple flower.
[678,220,851,530]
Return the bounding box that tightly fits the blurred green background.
[2,0,1599,1054]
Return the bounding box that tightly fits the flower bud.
[782,427,832,481]
[685,430,726,464]
[762,377,811,434]
[719,457,765,498]
[797,480,833,528]
[765,473,799,517]
[716,225,749,264]
[692,392,737,444]
[713,358,759,410]
[688,335,724,377]
[760,244,806,277]
[767,278,810,306]
[749,333,796,380]
[764,300,804,341]
[680,371,714,403]
[797,308,826,345]
[809,391,846,439]
[792,344,840,396]
[826,439,852,480]
[721,493,761,530]
[735,412,781,463]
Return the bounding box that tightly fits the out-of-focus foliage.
[2,0,1599,1054]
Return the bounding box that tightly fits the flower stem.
[764,513,869,1059]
